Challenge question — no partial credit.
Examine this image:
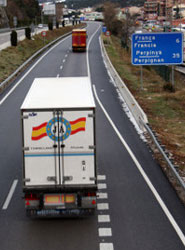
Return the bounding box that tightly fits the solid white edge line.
[0,35,70,106]
[92,84,185,246]
[87,23,102,78]
[2,179,18,210]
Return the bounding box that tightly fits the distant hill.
[38,0,145,9]
[5,0,40,27]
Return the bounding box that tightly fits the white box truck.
[21,77,97,216]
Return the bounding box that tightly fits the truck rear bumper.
[26,208,96,217]
[23,184,97,192]
[24,190,97,217]
[72,46,86,52]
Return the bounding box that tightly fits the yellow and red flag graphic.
[70,117,86,135]
[31,117,86,141]
[32,122,47,141]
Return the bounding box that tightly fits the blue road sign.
[132,32,183,65]
[102,26,107,33]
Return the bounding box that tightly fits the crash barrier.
[100,36,185,201]
[100,37,148,132]
[144,123,185,200]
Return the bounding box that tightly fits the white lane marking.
[97,175,106,181]
[0,35,70,105]
[97,192,108,199]
[63,59,66,63]
[87,24,102,78]
[100,243,114,250]
[97,203,109,210]
[93,85,185,246]
[98,215,110,223]
[60,65,63,70]
[65,54,68,58]
[98,183,107,190]
[2,179,18,210]
[99,228,112,237]
[57,74,59,77]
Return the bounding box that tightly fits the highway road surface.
[0,22,184,250]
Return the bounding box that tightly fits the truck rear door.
[22,111,61,186]
[22,110,95,187]
[61,110,95,185]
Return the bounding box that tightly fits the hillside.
[5,0,40,27]
[38,0,145,9]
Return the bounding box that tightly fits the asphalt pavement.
[0,22,184,250]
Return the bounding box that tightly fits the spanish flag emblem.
[32,122,47,141]
[70,118,86,135]
[31,117,86,141]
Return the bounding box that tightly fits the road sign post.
[13,16,17,28]
[132,32,183,89]
[41,31,47,45]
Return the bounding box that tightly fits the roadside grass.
[103,35,185,172]
[0,24,84,83]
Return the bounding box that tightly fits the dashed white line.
[98,183,107,190]
[65,54,68,58]
[60,65,63,70]
[57,74,59,77]
[97,203,109,210]
[97,192,108,199]
[93,84,185,246]
[98,215,110,223]
[0,35,70,105]
[2,179,18,210]
[98,175,106,181]
[99,228,112,237]
[100,243,114,250]
[63,59,66,63]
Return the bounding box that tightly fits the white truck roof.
[21,77,95,109]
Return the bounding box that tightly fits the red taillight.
[26,201,30,206]
[25,193,39,200]
[87,192,96,197]
[92,200,96,205]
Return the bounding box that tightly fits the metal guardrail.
[100,37,148,132]
[0,27,28,33]
[144,123,185,192]
[0,30,72,91]
[101,35,185,197]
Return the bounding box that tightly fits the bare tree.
[103,1,117,31]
